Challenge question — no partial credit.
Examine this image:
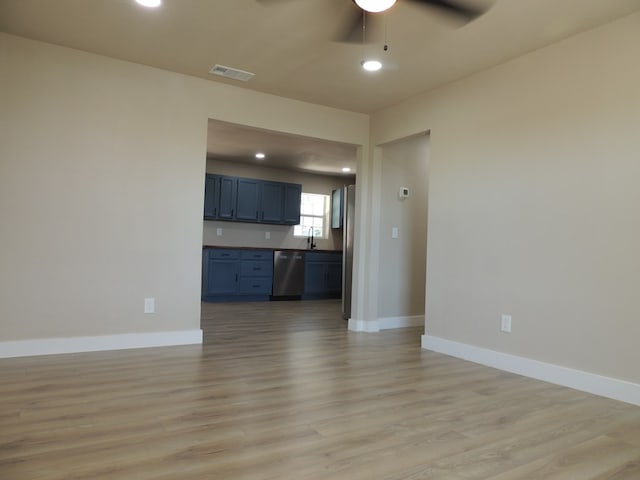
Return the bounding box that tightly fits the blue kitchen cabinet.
[202,248,273,302]
[283,183,302,225]
[303,251,342,299]
[331,187,343,228]
[203,174,301,225]
[218,176,237,220]
[236,178,261,221]
[261,181,284,223]
[204,174,220,219]
[203,174,241,220]
[326,261,342,295]
[303,261,327,295]
[237,250,273,296]
[203,249,240,298]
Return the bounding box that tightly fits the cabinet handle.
[214,207,217,216]
[231,209,234,217]
[235,273,238,282]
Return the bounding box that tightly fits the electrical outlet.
[266,231,271,240]
[501,314,512,333]
[144,298,155,314]
[391,227,399,239]
[216,228,222,236]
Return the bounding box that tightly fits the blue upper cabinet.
[204,174,219,219]
[283,183,302,225]
[218,175,237,219]
[331,188,343,228]
[236,178,261,221]
[261,181,284,223]
[204,174,301,226]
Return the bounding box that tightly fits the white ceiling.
[207,120,358,176]
[2,0,639,114]
[2,0,638,174]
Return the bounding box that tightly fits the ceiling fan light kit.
[361,60,383,71]
[259,1,489,45]
[354,0,397,13]
[135,0,161,7]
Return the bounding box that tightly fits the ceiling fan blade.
[335,6,366,43]
[406,0,487,23]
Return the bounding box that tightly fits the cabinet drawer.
[238,277,272,295]
[305,252,342,263]
[240,250,272,261]
[210,249,240,259]
[240,260,272,277]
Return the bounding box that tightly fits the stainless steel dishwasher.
[272,250,305,298]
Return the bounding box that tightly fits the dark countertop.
[203,245,342,254]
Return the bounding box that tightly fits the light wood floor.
[2,300,640,479]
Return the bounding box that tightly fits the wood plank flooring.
[1,299,640,479]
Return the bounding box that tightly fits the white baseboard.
[0,329,203,359]
[422,335,640,406]
[348,315,424,332]
[348,318,380,332]
[379,315,424,330]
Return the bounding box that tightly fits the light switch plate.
[501,314,512,333]
[392,227,399,239]
[144,298,155,314]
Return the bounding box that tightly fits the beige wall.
[371,12,640,383]
[0,33,369,342]
[377,135,429,318]
[203,159,353,250]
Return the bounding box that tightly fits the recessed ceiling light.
[342,167,351,173]
[355,0,397,13]
[135,0,162,7]
[255,153,266,159]
[361,60,382,72]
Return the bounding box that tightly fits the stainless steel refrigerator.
[342,185,356,320]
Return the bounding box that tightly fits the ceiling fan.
[257,0,489,43]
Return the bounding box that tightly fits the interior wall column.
[349,143,383,332]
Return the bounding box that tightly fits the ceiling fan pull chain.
[362,10,367,44]
[384,15,389,51]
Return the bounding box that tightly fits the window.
[294,193,329,239]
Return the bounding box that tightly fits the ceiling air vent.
[209,64,255,82]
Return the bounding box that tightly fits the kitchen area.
[202,120,357,319]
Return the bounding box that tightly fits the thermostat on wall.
[399,187,410,199]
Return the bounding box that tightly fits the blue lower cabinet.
[238,277,272,295]
[203,248,341,302]
[303,252,343,299]
[207,259,239,296]
[202,249,273,302]
[304,262,328,295]
[240,260,272,277]
[326,262,342,295]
